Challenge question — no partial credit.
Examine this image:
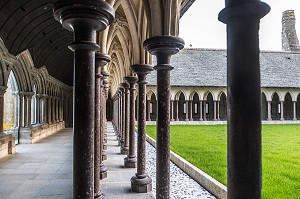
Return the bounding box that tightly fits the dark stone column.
[121,82,130,155]
[0,87,6,135]
[102,71,110,161]
[124,76,138,168]
[219,2,269,198]
[267,101,272,121]
[203,100,207,121]
[144,35,184,199]
[119,86,125,148]
[18,93,24,127]
[54,1,114,198]
[217,100,220,121]
[47,96,52,124]
[117,90,123,146]
[95,53,110,182]
[130,64,153,192]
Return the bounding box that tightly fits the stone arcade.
[0,0,285,198]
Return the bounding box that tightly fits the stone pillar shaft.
[219,2,270,198]
[280,101,284,120]
[199,100,203,121]
[121,83,130,154]
[124,76,138,168]
[144,35,184,199]
[176,100,179,121]
[293,101,297,120]
[267,101,272,120]
[18,94,24,127]
[146,100,151,121]
[213,100,217,121]
[0,87,6,134]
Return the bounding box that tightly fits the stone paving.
[0,123,216,199]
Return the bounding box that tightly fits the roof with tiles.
[147,48,300,88]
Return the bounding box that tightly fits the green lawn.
[146,124,300,199]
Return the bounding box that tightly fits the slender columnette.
[124,76,138,168]
[130,64,153,192]
[121,82,130,154]
[144,36,184,198]
[218,1,270,199]
[53,1,114,198]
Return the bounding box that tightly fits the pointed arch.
[284,92,293,120]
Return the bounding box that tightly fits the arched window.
[150,93,157,121]
[178,92,186,121]
[205,92,214,120]
[4,71,19,143]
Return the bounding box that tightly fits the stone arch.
[3,70,19,143]
[261,92,268,120]
[191,91,200,120]
[271,92,280,120]
[203,91,214,120]
[174,90,187,101]
[149,92,157,121]
[284,92,293,120]
[297,93,300,119]
[146,89,156,100]
[219,92,227,120]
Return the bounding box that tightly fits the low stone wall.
[0,134,16,159]
[146,135,227,199]
[19,121,65,144]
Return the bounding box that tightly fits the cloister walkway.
[0,123,215,199]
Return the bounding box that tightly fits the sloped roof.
[148,48,300,88]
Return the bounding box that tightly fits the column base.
[100,164,108,180]
[124,156,137,168]
[131,174,152,193]
[94,191,106,199]
[280,118,284,121]
[293,118,297,121]
[199,118,203,121]
[121,146,129,155]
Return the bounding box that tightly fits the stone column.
[52,97,56,123]
[119,86,125,147]
[56,98,59,122]
[118,90,123,145]
[189,100,193,121]
[217,100,220,121]
[54,1,114,198]
[144,35,184,198]
[97,54,110,178]
[219,2,270,198]
[0,86,7,135]
[102,71,110,161]
[176,100,179,121]
[199,100,203,121]
[213,100,217,121]
[203,101,207,121]
[170,100,174,121]
[23,94,28,127]
[185,101,189,121]
[130,64,153,192]
[18,93,24,128]
[47,96,52,124]
[293,101,297,120]
[27,93,33,127]
[280,101,284,120]
[124,76,138,168]
[146,100,151,121]
[36,95,41,124]
[267,101,272,121]
[121,82,130,154]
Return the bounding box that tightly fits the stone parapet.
[0,134,16,159]
[19,121,65,144]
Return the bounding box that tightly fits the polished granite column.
[144,35,184,198]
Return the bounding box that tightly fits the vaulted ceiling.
[0,0,195,86]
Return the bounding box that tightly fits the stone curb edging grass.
[146,134,227,199]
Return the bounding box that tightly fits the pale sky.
[179,0,300,50]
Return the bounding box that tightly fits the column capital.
[143,35,184,70]
[124,76,138,87]
[96,53,111,68]
[53,0,115,33]
[130,64,153,84]
[218,1,270,24]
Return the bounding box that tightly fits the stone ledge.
[19,121,65,144]
[146,134,227,199]
[0,134,16,159]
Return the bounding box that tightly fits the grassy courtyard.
[146,124,300,199]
